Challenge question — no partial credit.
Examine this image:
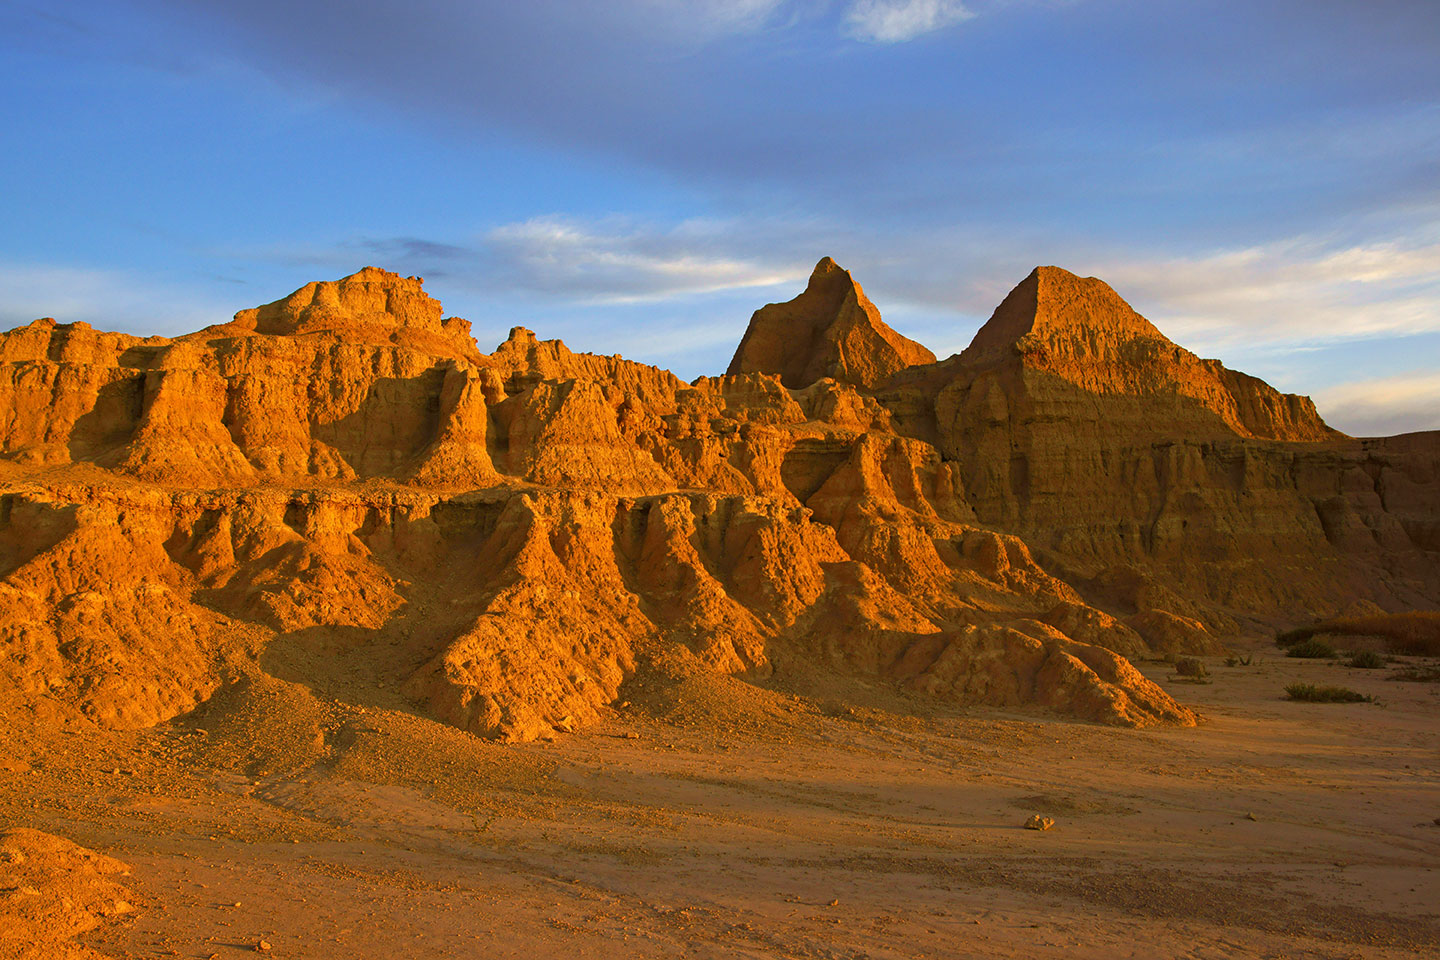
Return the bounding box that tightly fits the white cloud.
[1084,235,1440,354]
[1312,371,1440,437]
[481,216,810,302]
[0,262,230,337]
[844,0,974,43]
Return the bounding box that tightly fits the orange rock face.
[955,266,1338,442]
[0,263,1435,741]
[886,265,1438,622]
[727,257,936,389]
[0,828,134,960]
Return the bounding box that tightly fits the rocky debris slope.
[0,828,134,960]
[0,263,1434,742]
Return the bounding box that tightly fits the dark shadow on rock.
[66,374,145,466]
[309,370,449,479]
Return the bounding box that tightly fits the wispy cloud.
[359,237,470,261]
[229,215,821,305]
[1312,370,1440,437]
[480,216,809,302]
[844,0,975,43]
[1082,234,1440,353]
[223,211,1440,359]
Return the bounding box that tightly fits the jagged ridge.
[0,263,1435,743]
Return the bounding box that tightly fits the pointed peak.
[1009,264,1136,301]
[804,257,860,298]
[956,266,1340,440]
[961,265,1168,364]
[728,258,935,389]
[1029,264,1083,282]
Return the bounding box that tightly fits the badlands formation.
[1,258,1437,957]
[2,258,1435,741]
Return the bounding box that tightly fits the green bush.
[1347,651,1385,669]
[1286,639,1338,659]
[1285,683,1372,703]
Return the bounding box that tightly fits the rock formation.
[727,257,935,388]
[0,828,134,960]
[0,262,1435,743]
[884,265,1438,623]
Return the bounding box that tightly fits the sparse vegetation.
[1389,663,1440,683]
[1284,683,1373,703]
[1275,627,1310,648]
[1168,656,1211,683]
[1276,611,1440,656]
[1224,654,1253,667]
[1174,657,1207,678]
[1286,639,1338,659]
[1347,651,1385,669]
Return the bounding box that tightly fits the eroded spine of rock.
[0,263,1435,741]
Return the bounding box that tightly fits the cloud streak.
[480,217,809,302]
[844,0,974,43]
[1313,371,1440,437]
[1086,235,1440,353]
[241,213,1440,365]
[243,216,818,305]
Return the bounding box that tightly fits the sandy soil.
[1,642,1437,959]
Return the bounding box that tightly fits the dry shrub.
[1284,683,1372,703]
[1276,611,1440,657]
[1390,663,1440,683]
[1286,639,1337,659]
[1174,657,1208,678]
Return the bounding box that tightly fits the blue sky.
[2,0,1438,435]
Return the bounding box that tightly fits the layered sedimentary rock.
[953,266,1338,443]
[884,265,1440,623]
[1,262,1435,742]
[728,257,935,389]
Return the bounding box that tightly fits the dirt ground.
[2,641,1437,960]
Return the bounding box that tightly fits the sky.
[1,0,1438,436]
